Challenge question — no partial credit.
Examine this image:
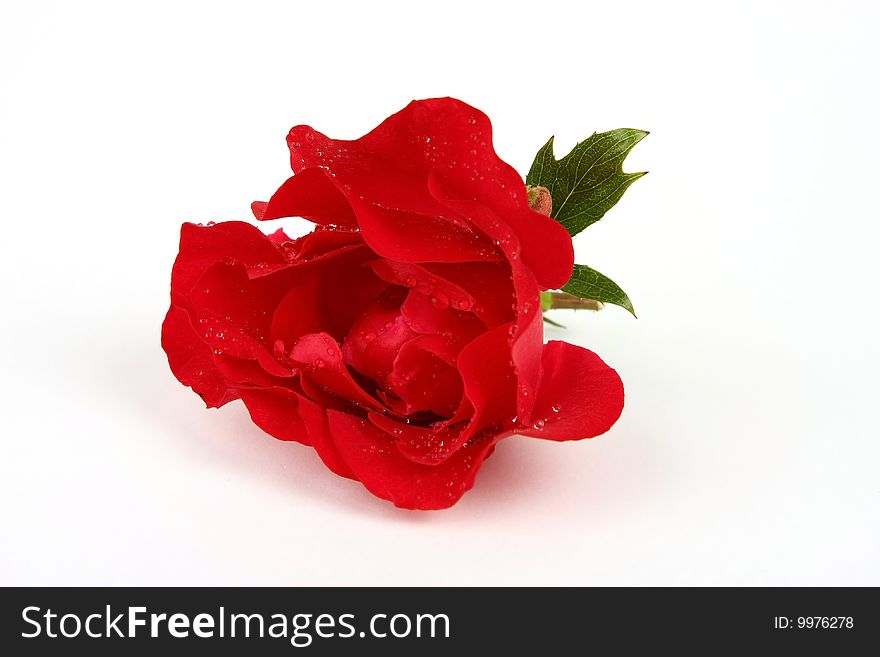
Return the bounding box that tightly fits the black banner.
[0,587,875,654]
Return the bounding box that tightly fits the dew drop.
[325,347,334,356]
[431,291,450,309]
[551,404,561,413]
[404,275,417,287]
[532,419,546,430]
[206,221,216,227]
[365,332,376,342]
[454,297,471,310]
[314,358,326,368]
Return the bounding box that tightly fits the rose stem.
[546,292,604,311]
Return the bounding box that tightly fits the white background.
[1,0,878,585]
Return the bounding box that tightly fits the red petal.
[161,306,238,408]
[456,324,517,435]
[370,259,481,316]
[170,221,287,309]
[240,388,310,446]
[419,262,515,327]
[427,188,543,423]
[342,304,416,388]
[519,341,624,440]
[400,290,485,340]
[257,168,358,227]
[213,353,291,388]
[189,260,295,378]
[369,413,461,466]
[271,247,389,346]
[295,229,364,259]
[290,332,384,412]
[344,200,495,263]
[266,227,292,245]
[268,268,324,348]
[327,410,500,509]
[388,335,463,417]
[295,393,355,479]
[286,97,572,288]
[250,201,268,220]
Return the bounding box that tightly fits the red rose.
[162,98,624,509]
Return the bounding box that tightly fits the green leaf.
[562,264,636,317]
[526,129,648,236]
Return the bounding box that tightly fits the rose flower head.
[162,98,625,510]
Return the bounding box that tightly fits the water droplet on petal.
[314,358,325,368]
[532,419,545,430]
[431,291,449,309]
[551,404,561,413]
[404,275,417,287]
